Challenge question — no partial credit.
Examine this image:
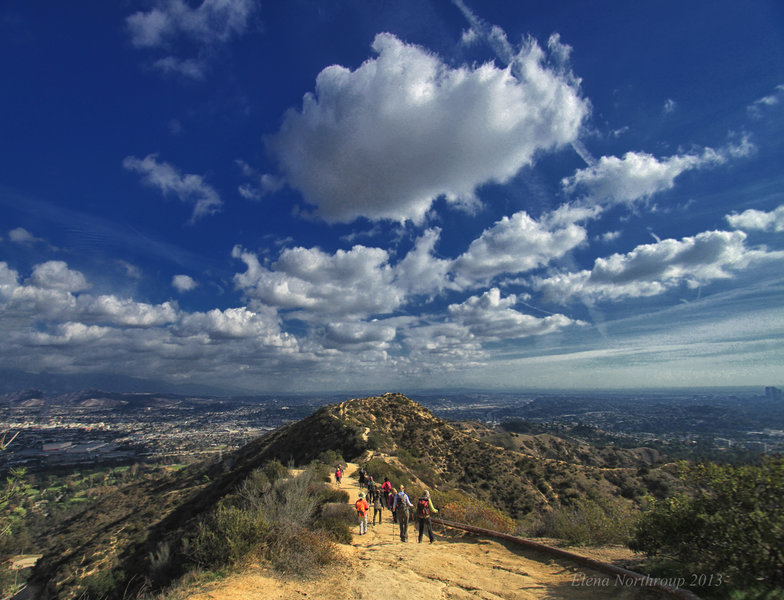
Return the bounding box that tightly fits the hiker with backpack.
[355,492,370,535]
[366,476,377,503]
[416,490,438,543]
[335,465,342,485]
[392,485,414,542]
[358,466,366,488]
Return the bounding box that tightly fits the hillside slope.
[27,393,673,598]
[183,463,657,600]
[259,393,674,519]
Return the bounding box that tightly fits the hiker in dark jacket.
[416,490,438,543]
[392,485,414,542]
[372,489,384,526]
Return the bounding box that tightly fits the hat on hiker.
[358,492,365,498]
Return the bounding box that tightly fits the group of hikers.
[338,464,438,544]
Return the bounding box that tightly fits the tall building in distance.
[764,386,783,401]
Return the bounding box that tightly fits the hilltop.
[24,393,676,598]
[237,393,676,518]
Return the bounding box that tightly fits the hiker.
[366,475,377,503]
[388,487,397,522]
[372,488,384,526]
[358,466,366,488]
[381,476,392,506]
[416,490,438,543]
[355,492,369,535]
[393,485,414,542]
[335,465,342,485]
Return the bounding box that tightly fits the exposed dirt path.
[184,463,659,600]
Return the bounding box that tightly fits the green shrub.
[262,460,289,483]
[364,458,407,488]
[82,568,126,599]
[316,450,345,468]
[191,504,269,568]
[317,486,349,505]
[266,526,340,577]
[318,515,354,544]
[537,496,639,546]
[631,457,784,597]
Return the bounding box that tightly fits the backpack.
[367,479,376,493]
[417,497,430,518]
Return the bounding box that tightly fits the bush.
[630,457,784,597]
[317,501,356,544]
[263,460,289,483]
[318,486,349,505]
[537,496,639,546]
[82,568,126,599]
[191,504,269,568]
[266,526,340,577]
[434,489,515,533]
[364,458,408,488]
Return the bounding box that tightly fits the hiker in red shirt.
[381,476,392,507]
[355,492,370,535]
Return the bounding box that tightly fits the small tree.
[630,457,784,597]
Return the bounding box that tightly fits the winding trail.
[185,463,662,600]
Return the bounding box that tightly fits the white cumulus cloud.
[726,204,784,233]
[453,211,586,287]
[27,261,90,292]
[232,244,402,319]
[266,32,588,224]
[534,230,784,303]
[172,274,198,292]
[561,149,726,208]
[448,287,584,340]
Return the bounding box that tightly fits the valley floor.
[184,463,658,600]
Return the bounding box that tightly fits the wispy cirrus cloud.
[126,0,259,79]
[123,154,222,223]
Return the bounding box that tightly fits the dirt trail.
[185,463,658,600]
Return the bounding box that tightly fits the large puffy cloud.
[123,154,222,222]
[534,230,784,303]
[232,244,403,318]
[453,211,586,287]
[726,204,784,233]
[448,287,584,339]
[266,32,588,223]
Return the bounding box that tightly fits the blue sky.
[1,0,783,394]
